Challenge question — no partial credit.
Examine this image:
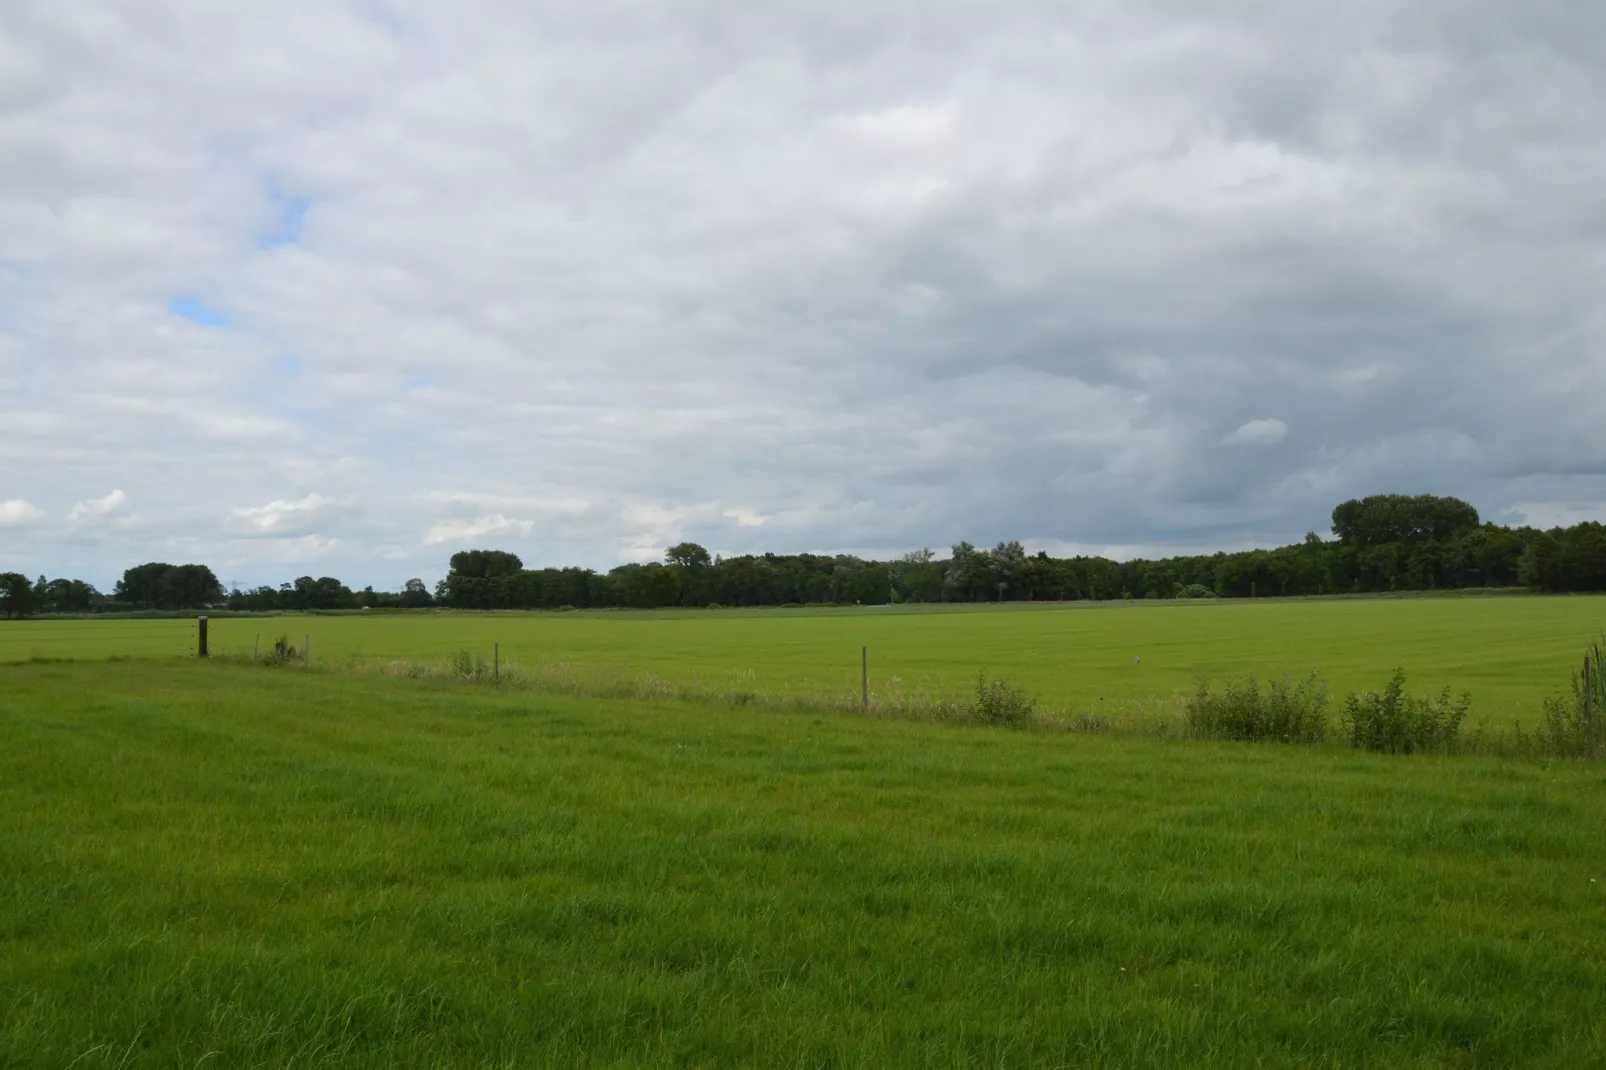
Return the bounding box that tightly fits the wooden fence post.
[861,646,868,710]
[197,616,208,658]
[1586,656,1594,718]
[304,635,310,668]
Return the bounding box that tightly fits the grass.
[5,595,1606,727]
[3,660,1606,1067]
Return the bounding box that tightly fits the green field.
[5,595,1604,727]
[2,659,1604,1067]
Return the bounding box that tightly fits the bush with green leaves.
[1175,583,1218,599]
[449,649,492,682]
[970,671,1036,727]
[1538,637,1606,758]
[1185,672,1329,743]
[1343,670,1469,754]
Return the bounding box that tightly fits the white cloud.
[67,489,127,524]
[263,535,343,562]
[224,493,343,537]
[846,103,955,146]
[422,514,536,546]
[1221,419,1290,447]
[1503,502,1606,531]
[1,1,1604,588]
[0,500,45,527]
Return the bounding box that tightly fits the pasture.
[5,594,1605,727]
[3,659,1605,1067]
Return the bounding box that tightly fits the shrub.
[1175,584,1218,600]
[266,635,299,664]
[449,649,491,681]
[1185,672,1328,743]
[970,671,1036,727]
[1343,670,1469,754]
[1538,637,1606,758]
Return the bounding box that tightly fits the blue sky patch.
[168,294,228,327]
[260,189,311,249]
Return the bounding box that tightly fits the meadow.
[4,594,1604,727]
[3,658,1605,1067]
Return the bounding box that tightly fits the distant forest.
[4,494,1606,617]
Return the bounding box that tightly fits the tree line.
[0,562,436,617]
[439,494,1606,609]
[4,494,1606,618]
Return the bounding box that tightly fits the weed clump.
[970,671,1036,727]
[449,650,492,682]
[265,635,299,664]
[1538,637,1606,758]
[1343,669,1468,754]
[1186,672,1328,743]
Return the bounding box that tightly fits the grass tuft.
[1185,672,1329,743]
[968,670,1037,726]
[1538,636,1606,758]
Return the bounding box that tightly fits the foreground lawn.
[2,661,1604,1067]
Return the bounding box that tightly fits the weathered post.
[861,646,868,710]
[1586,656,1594,719]
[197,616,208,658]
[494,642,500,684]
[253,633,260,659]
[304,634,311,668]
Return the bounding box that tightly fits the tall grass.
[1185,672,1329,742]
[1539,636,1606,758]
[227,648,1606,762]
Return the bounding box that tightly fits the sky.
[2,1,1604,591]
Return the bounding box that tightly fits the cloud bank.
[2,0,1603,588]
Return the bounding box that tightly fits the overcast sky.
[3,1,1604,590]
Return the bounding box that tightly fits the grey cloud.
[1,0,1603,587]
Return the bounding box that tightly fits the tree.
[447,550,524,579]
[166,564,224,608]
[114,562,222,609]
[401,578,433,608]
[0,572,38,618]
[115,562,175,607]
[944,542,996,602]
[43,578,99,613]
[665,542,712,570]
[1332,494,1480,548]
[608,562,681,608]
[991,540,1027,599]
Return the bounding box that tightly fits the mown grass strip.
[2,661,1605,1067]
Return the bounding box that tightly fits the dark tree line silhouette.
[5,494,1606,617]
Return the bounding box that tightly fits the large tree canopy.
[1331,495,1481,549]
[114,562,224,610]
[447,550,524,579]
